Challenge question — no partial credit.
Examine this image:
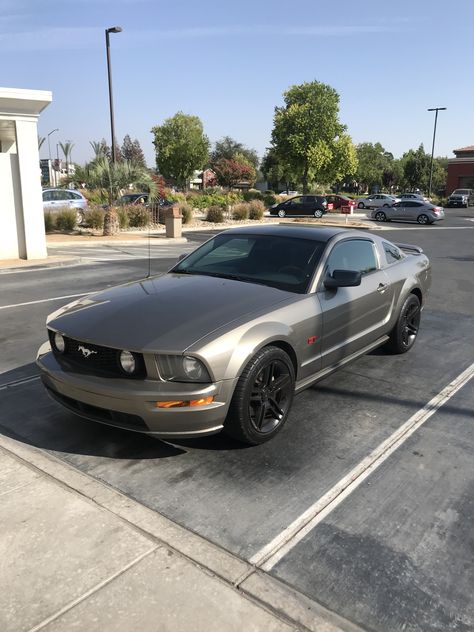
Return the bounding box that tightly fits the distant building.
[446,146,474,194]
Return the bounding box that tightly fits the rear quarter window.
[383,241,403,264]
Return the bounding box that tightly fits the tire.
[224,346,295,445]
[417,214,429,225]
[385,294,421,354]
[375,211,386,222]
[358,202,365,209]
[277,209,286,218]
[76,210,85,225]
[313,209,324,218]
[383,203,390,207]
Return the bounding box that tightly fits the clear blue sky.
[1,0,471,167]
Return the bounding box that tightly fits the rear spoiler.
[394,242,424,255]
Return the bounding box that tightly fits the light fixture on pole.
[105,26,122,163]
[47,128,59,186]
[427,107,446,197]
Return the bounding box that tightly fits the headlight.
[53,332,65,353]
[156,355,211,383]
[119,350,136,374]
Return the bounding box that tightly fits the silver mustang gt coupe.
[37,226,431,445]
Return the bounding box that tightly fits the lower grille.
[45,384,149,431]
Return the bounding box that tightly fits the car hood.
[47,273,293,352]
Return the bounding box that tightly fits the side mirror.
[324,269,362,289]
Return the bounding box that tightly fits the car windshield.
[453,190,469,194]
[171,233,325,294]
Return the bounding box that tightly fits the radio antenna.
[146,206,152,278]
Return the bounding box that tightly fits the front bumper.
[36,342,237,438]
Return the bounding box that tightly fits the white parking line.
[0,292,93,311]
[251,362,474,571]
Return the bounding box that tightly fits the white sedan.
[356,194,400,209]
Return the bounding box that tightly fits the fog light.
[54,332,65,353]
[119,350,136,374]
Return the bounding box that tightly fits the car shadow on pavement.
[0,363,251,460]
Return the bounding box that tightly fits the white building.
[0,87,52,260]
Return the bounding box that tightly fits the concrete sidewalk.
[0,433,354,632]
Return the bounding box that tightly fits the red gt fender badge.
[307,336,318,345]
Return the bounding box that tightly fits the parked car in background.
[269,195,328,218]
[368,200,445,224]
[447,189,474,207]
[326,195,356,211]
[42,189,88,224]
[117,192,149,205]
[357,194,400,209]
[399,193,430,202]
[37,225,431,445]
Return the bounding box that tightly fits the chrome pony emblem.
[77,345,97,359]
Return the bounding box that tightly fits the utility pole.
[427,107,446,197]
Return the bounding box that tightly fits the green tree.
[270,80,357,193]
[402,144,431,191]
[121,134,146,166]
[261,147,296,191]
[355,143,395,193]
[151,112,209,189]
[211,136,259,168]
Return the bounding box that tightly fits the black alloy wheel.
[385,294,421,354]
[224,346,295,445]
[417,214,429,225]
[375,211,387,222]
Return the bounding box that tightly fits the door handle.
[377,283,389,293]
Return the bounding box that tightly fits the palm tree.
[59,141,75,175]
[79,158,157,235]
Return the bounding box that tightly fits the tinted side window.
[326,240,378,276]
[383,241,403,264]
[43,191,53,201]
[52,190,69,201]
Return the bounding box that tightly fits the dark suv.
[447,189,474,208]
[269,195,328,218]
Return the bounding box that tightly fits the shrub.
[263,192,277,206]
[117,206,130,229]
[127,206,150,227]
[264,189,275,195]
[248,199,265,220]
[232,202,250,220]
[179,203,193,224]
[206,205,224,223]
[44,212,55,232]
[84,207,106,230]
[243,189,263,202]
[55,208,77,231]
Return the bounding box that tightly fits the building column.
[15,119,47,259]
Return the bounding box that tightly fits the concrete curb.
[0,431,357,632]
[0,257,82,273]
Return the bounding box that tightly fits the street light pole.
[105,26,122,163]
[427,107,446,198]
[47,128,59,186]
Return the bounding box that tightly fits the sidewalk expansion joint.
[27,546,159,632]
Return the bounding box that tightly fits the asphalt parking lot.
[1,208,473,631]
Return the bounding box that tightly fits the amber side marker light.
[156,396,214,409]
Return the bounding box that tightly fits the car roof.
[42,188,83,194]
[224,224,365,243]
